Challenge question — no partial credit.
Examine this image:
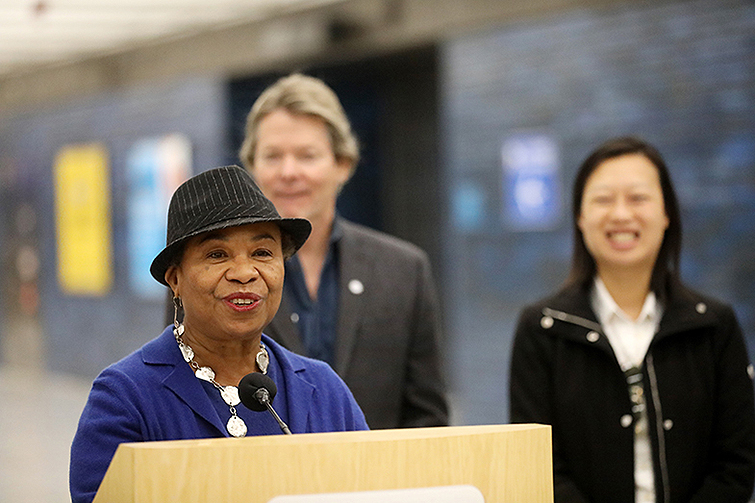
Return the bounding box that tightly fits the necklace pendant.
[227,416,247,437]
[220,386,241,406]
[195,366,215,382]
[176,336,248,439]
[173,323,185,338]
[256,346,269,374]
[178,343,194,363]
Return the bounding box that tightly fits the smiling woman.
[577,153,670,313]
[165,222,286,375]
[69,166,369,503]
[509,137,755,503]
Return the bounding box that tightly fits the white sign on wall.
[268,485,485,503]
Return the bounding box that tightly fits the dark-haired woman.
[509,137,755,503]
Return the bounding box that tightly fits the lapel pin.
[348,279,364,295]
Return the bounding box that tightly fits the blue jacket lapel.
[261,334,316,433]
[142,328,227,436]
[139,329,321,436]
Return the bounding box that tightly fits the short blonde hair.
[239,74,359,176]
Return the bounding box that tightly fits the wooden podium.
[93,423,552,503]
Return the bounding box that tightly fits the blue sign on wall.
[501,133,562,231]
[126,134,192,299]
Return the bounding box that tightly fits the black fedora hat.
[150,165,311,285]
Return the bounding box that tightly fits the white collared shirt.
[591,277,663,503]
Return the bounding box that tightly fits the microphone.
[238,373,292,435]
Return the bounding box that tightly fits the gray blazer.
[263,219,449,429]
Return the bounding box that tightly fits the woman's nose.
[609,198,632,219]
[225,257,260,283]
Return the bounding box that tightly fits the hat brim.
[149,216,311,286]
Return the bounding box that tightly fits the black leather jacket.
[510,282,755,503]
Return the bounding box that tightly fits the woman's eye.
[630,193,650,203]
[253,248,274,257]
[592,195,613,204]
[207,250,226,259]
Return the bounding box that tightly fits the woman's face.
[165,222,285,344]
[578,153,669,277]
[251,108,352,227]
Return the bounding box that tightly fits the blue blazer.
[70,327,368,503]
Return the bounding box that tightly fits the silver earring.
[172,296,184,337]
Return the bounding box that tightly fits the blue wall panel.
[0,76,227,377]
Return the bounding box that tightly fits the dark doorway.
[226,45,441,269]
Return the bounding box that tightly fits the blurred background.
[0,0,753,501]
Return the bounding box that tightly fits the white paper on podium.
[268,485,485,503]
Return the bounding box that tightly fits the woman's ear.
[165,265,180,295]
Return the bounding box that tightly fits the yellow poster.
[54,143,113,295]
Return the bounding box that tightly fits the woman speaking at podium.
[69,166,368,503]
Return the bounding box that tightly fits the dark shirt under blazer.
[264,218,449,429]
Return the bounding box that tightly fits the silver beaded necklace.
[173,322,270,438]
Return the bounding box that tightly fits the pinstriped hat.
[150,165,311,285]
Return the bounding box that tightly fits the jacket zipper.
[646,353,671,503]
[542,307,602,332]
[542,307,672,502]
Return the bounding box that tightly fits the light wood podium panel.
[93,423,552,503]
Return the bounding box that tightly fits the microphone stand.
[254,388,292,435]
